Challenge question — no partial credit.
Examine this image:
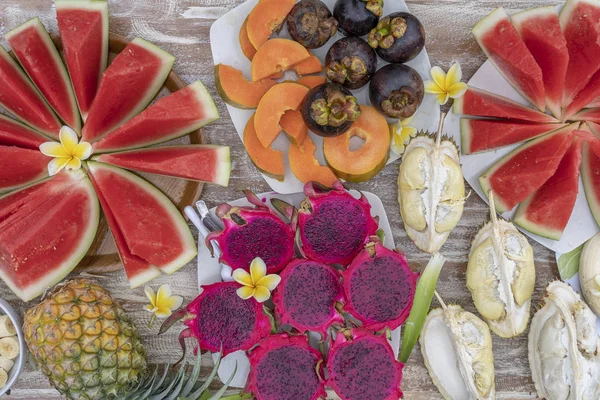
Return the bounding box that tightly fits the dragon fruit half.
[247,333,326,400]
[297,181,378,265]
[272,259,345,339]
[160,281,272,356]
[207,190,296,274]
[326,329,404,400]
[342,239,417,331]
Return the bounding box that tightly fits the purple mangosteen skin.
[300,83,356,137]
[369,63,424,119]
[325,37,377,89]
[333,0,380,37]
[287,0,338,49]
[375,12,425,64]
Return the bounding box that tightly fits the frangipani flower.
[425,62,468,105]
[233,257,281,303]
[39,126,92,176]
[390,116,417,155]
[144,284,184,327]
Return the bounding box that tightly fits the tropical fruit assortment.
[453,1,600,241]
[0,0,229,301]
[215,0,428,185]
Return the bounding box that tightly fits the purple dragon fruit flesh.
[207,190,296,274]
[273,259,345,339]
[247,333,326,400]
[298,181,378,266]
[326,329,404,400]
[342,239,417,332]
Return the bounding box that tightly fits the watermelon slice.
[0,46,61,139]
[461,119,565,154]
[82,38,175,143]
[86,161,196,274]
[0,146,49,193]
[587,97,600,108]
[0,114,49,150]
[0,170,99,301]
[93,81,219,153]
[5,17,81,133]
[472,7,546,111]
[514,137,583,240]
[563,70,600,119]
[512,6,569,118]
[559,0,600,106]
[453,86,557,123]
[479,123,577,213]
[582,136,600,227]
[56,0,109,122]
[95,145,231,187]
[572,108,600,123]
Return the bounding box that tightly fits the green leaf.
[558,244,584,280]
[376,228,385,242]
[399,253,446,363]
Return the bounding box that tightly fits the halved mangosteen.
[369,64,424,119]
[325,37,377,90]
[287,0,338,49]
[333,0,383,37]
[368,12,425,64]
[300,83,362,137]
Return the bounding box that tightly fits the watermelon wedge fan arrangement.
[454,0,600,242]
[0,0,228,302]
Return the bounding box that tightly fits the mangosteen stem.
[301,12,320,34]
[368,16,407,49]
[310,89,361,127]
[381,87,419,119]
[326,56,368,85]
[362,0,384,17]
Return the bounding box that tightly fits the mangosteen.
[325,37,377,90]
[300,83,362,137]
[368,12,425,64]
[333,0,383,37]
[369,64,424,119]
[287,0,338,49]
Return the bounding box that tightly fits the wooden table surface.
[0,0,560,398]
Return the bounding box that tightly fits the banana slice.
[0,316,16,338]
[0,337,19,360]
[0,356,13,373]
[0,368,7,388]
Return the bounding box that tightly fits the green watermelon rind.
[55,0,109,121]
[513,195,563,241]
[478,123,577,214]
[5,17,81,133]
[582,142,600,227]
[86,161,197,274]
[93,80,220,154]
[0,146,49,194]
[0,113,51,148]
[0,171,100,301]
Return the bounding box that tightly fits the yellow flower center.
[39,126,92,176]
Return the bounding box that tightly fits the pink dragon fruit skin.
[298,181,378,266]
[177,282,272,356]
[272,259,345,339]
[326,329,404,400]
[342,240,417,332]
[206,190,296,274]
[247,333,326,400]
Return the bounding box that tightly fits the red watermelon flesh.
[86,161,196,274]
[587,96,600,108]
[95,145,231,187]
[0,46,61,139]
[564,69,600,119]
[5,18,81,133]
[582,137,600,227]
[572,108,600,123]
[453,86,557,123]
[93,81,220,153]
[514,137,583,240]
[56,0,108,122]
[479,123,577,213]
[0,146,49,193]
[472,7,546,111]
[91,172,160,288]
[460,119,565,155]
[560,0,600,106]
[0,114,48,149]
[82,38,175,143]
[0,171,99,301]
[512,6,569,119]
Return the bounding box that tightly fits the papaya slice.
[294,55,323,76]
[244,113,284,181]
[251,39,311,81]
[297,75,327,89]
[323,105,390,182]
[289,135,337,187]
[215,64,276,109]
[246,0,295,49]
[255,82,309,147]
[239,18,257,61]
[281,110,308,145]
